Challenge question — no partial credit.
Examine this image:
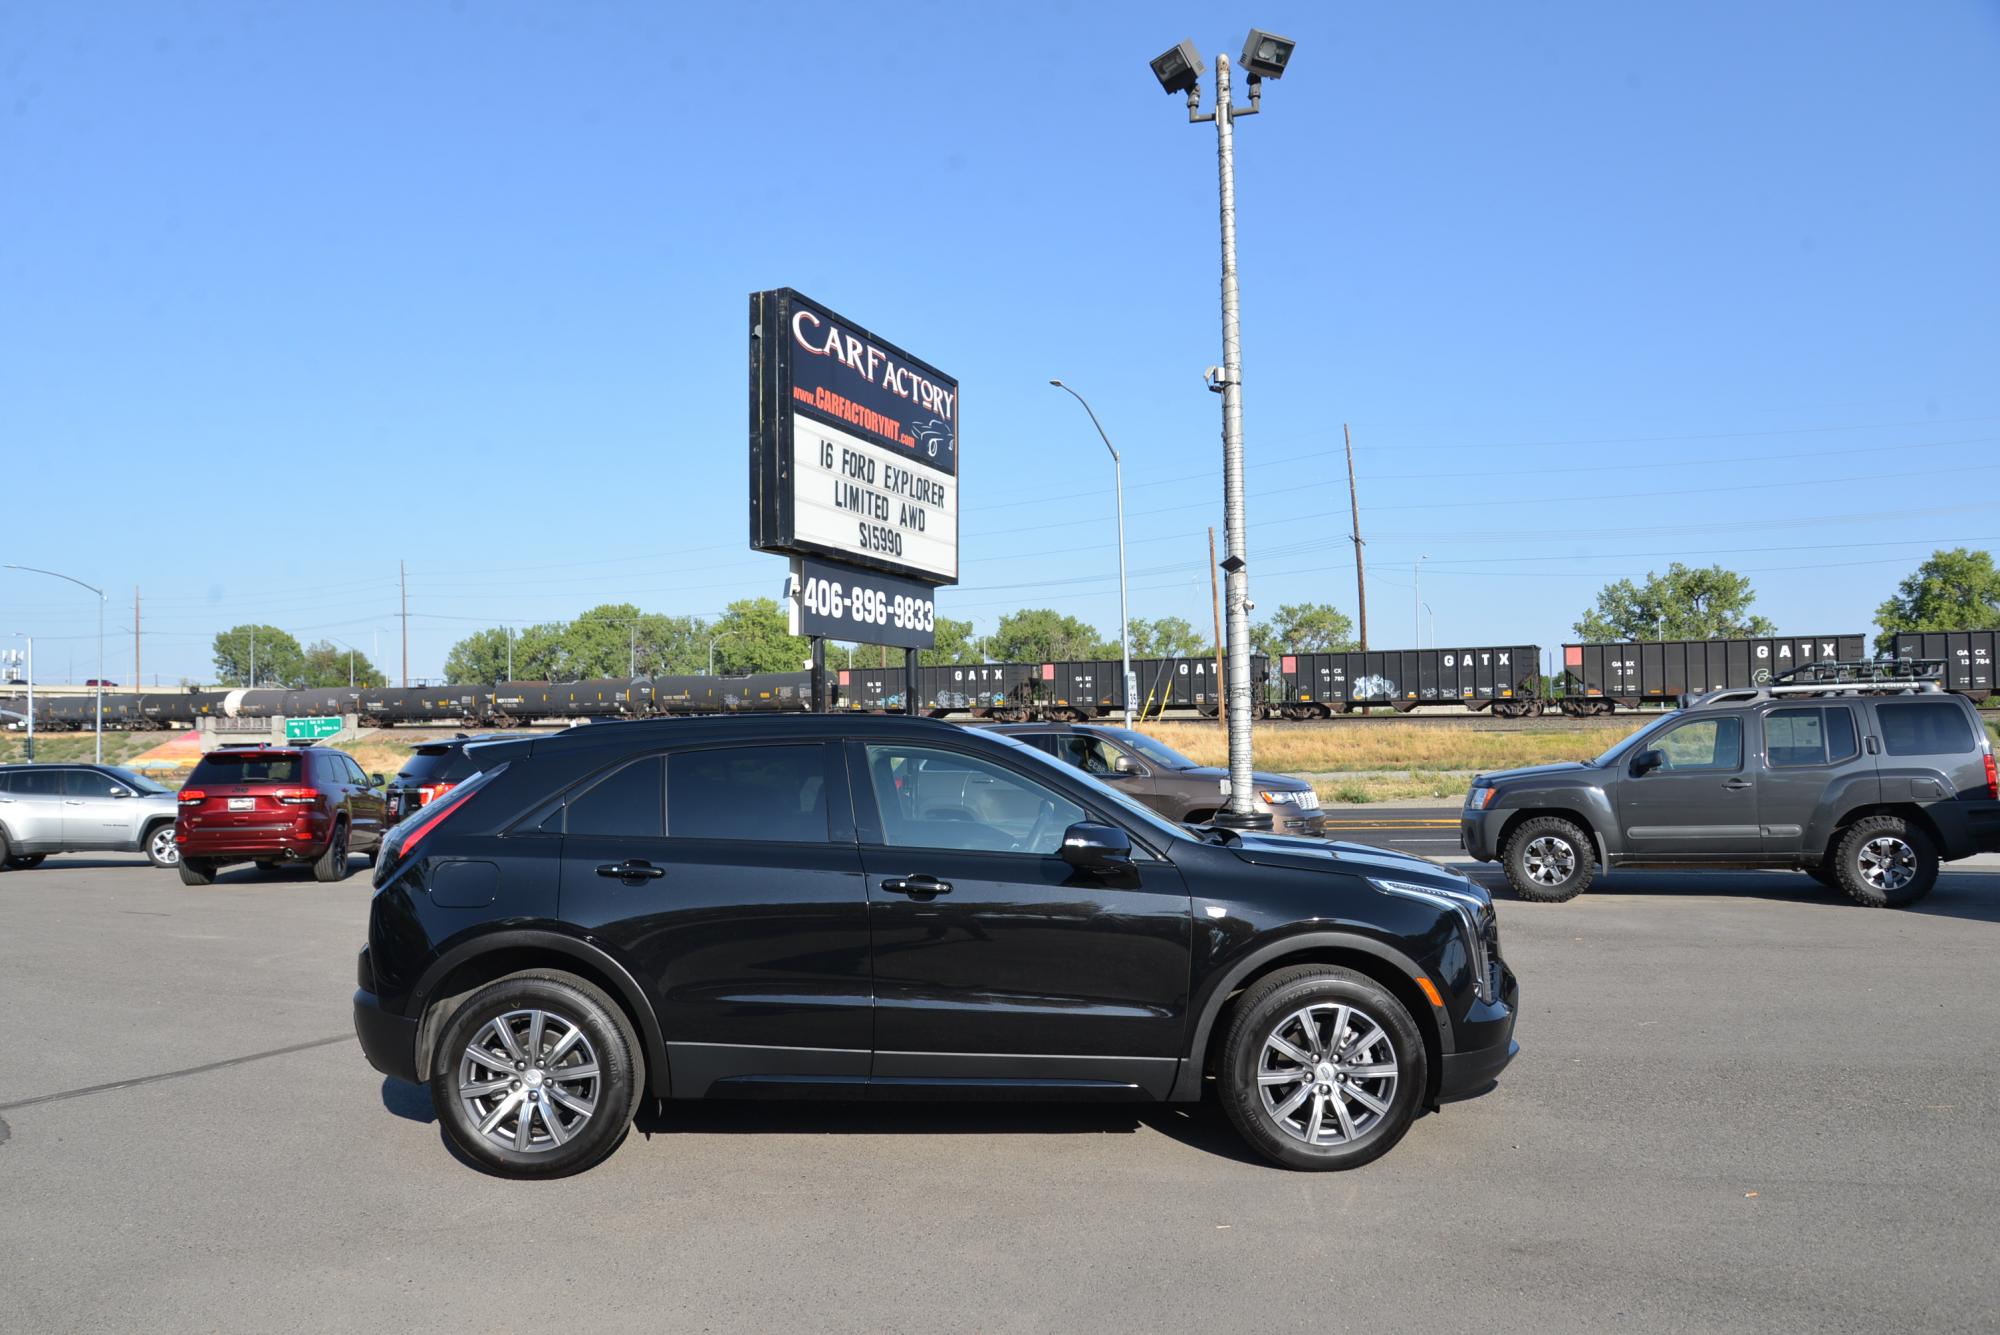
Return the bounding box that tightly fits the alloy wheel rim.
[1257,1002,1399,1148]
[150,827,179,865]
[458,1008,601,1154]
[1857,836,1916,892]
[1523,835,1576,886]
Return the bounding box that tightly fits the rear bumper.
[1934,799,2000,860]
[176,821,332,861]
[353,988,421,1084]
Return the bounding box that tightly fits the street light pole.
[1049,380,1134,728]
[7,564,106,762]
[708,633,737,676]
[1414,555,1428,648]
[8,635,33,763]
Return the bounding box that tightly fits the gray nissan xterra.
[1460,667,2000,907]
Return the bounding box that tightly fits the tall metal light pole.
[7,564,105,762]
[1414,555,1428,648]
[1151,29,1296,827]
[708,632,738,676]
[7,635,32,762]
[1049,379,1134,728]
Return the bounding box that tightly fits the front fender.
[1490,783,1621,857]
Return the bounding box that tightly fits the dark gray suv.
[1460,684,2000,907]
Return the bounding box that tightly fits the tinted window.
[1653,717,1742,772]
[863,744,1083,855]
[1052,734,1125,776]
[188,753,303,785]
[1824,708,1858,763]
[11,768,61,796]
[107,767,170,795]
[64,769,122,797]
[1876,701,1975,756]
[667,745,828,844]
[0,772,10,794]
[396,746,461,784]
[565,756,664,837]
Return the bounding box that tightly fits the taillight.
[178,789,206,806]
[1985,752,1996,800]
[268,787,323,806]
[416,781,455,807]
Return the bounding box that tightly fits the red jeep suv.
[175,744,387,885]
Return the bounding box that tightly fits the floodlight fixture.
[1149,39,1205,95]
[1239,28,1296,80]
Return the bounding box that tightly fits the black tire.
[311,820,350,883]
[1832,815,1939,908]
[0,828,12,869]
[6,853,47,870]
[143,822,180,869]
[1220,964,1425,1171]
[429,974,639,1179]
[178,857,216,886]
[1502,815,1597,902]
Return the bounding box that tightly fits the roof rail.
[1677,659,1947,709]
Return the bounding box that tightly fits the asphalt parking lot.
[3,852,1997,1335]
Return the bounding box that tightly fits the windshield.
[1095,727,1196,770]
[983,730,1194,846]
[1590,712,1680,767]
[107,767,170,795]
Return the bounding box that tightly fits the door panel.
[554,744,872,1096]
[1758,706,1867,856]
[0,770,66,850]
[61,769,131,849]
[1616,715,1761,858]
[851,741,1192,1096]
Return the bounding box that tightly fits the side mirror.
[371,772,386,787]
[1632,748,1664,776]
[1113,755,1135,774]
[110,788,131,799]
[1060,821,1133,871]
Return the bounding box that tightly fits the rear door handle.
[881,874,953,898]
[1723,779,1752,791]
[596,860,665,881]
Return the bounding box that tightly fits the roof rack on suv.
[1679,659,1946,709]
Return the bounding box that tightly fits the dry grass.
[1137,720,1647,775]
[335,739,416,777]
[1311,773,1469,805]
[0,730,170,767]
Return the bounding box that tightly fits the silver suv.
[0,764,183,870]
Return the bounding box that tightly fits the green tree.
[918,616,980,667]
[710,597,811,674]
[1252,602,1357,658]
[987,608,1113,663]
[212,624,304,688]
[1874,547,2000,651]
[1574,563,1775,641]
[299,640,385,688]
[442,623,567,683]
[1128,615,1209,659]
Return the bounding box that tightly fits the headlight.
[1465,786,1496,810]
[1259,788,1316,808]
[1371,877,1496,1004]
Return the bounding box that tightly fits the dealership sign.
[750,289,959,585]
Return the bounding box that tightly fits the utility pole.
[506,627,513,681]
[1344,423,1368,650]
[1050,380,1134,727]
[1414,555,1428,649]
[628,622,637,678]
[249,628,257,688]
[1208,526,1226,737]
[399,559,409,688]
[134,586,141,686]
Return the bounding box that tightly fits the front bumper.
[1270,809,1326,837]
[353,987,421,1084]
[1438,963,1518,1100]
[1459,810,1501,862]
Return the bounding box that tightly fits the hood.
[1179,766,1313,793]
[1222,831,1491,904]
[1474,760,1590,786]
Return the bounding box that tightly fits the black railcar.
[1557,635,1866,714]
[1890,631,1998,702]
[1273,646,1543,718]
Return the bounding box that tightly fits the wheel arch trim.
[410,928,670,1098]
[1170,930,1449,1103]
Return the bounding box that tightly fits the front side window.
[565,756,664,838]
[63,769,121,798]
[862,744,1083,855]
[1651,717,1743,772]
[667,745,829,844]
[1052,734,1125,776]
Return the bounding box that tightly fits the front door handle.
[596,860,665,881]
[1723,779,1752,791]
[881,874,953,898]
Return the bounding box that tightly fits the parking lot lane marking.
[0,1033,353,1113]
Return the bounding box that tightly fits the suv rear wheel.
[1220,965,1424,1171]
[178,857,217,886]
[311,821,350,883]
[1832,815,1938,908]
[1502,815,1596,902]
[430,975,638,1178]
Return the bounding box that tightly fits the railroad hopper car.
[1272,646,1543,718]
[1034,655,1271,721]
[1557,635,1866,714]
[1889,631,1997,702]
[835,663,1038,719]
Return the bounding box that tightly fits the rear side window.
[565,756,664,837]
[1876,701,1976,756]
[1765,707,1859,767]
[188,753,303,785]
[14,769,62,796]
[666,745,829,844]
[396,746,460,785]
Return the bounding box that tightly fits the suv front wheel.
[1220,965,1424,1171]
[1832,815,1938,908]
[1502,815,1597,902]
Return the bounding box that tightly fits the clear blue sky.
[4,1,1997,684]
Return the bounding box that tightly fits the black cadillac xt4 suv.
[354,715,1518,1177]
